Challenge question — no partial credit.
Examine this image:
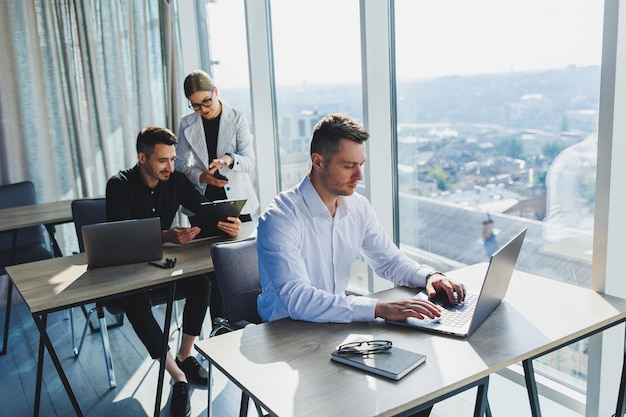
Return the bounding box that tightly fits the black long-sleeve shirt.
[106,164,207,230]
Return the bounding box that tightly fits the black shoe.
[170,381,190,417]
[176,356,208,385]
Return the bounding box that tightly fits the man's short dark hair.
[136,126,178,156]
[310,113,369,161]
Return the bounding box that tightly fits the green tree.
[495,136,525,159]
[428,167,454,191]
[542,141,567,162]
[534,169,547,187]
[577,172,596,205]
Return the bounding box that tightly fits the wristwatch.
[425,270,445,284]
[225,153,235,169]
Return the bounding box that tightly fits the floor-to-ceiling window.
[203,0,257,198]
[269,0,363,191]
[394,0,603,404]
[268,0,369,291]
[205,0,252,124]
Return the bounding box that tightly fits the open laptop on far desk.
[82,217,163,269]
[387,228,527,337]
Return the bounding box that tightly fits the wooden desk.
[0,200,73,355]
[0,199,74,260]
[6,221,256,417]
[0,200,74,233]
[195,263,626,417]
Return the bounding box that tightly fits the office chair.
[209,237,262,336]
[0,181,55,355]
[70,198,123,388]
[209,237,266,417]
[0,181,54,272]
[71,198,185,389]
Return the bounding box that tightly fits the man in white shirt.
[257,113,465,324]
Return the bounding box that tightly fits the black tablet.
[191,199,247,239]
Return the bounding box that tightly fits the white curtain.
[0,0,182,202]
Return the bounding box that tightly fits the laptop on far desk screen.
[82,217,163,269]
[190,199,247,239]
[386,228,527,337]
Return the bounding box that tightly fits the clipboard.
[191,199,247,239]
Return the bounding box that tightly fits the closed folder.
[330,346,426,380]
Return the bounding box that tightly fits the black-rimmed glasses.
[336,340,392,355]
[188,90,214,111]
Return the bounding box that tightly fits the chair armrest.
[210,317,256,337]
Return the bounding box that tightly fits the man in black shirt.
[106,126,241,417]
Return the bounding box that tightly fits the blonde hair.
[183,70,215,98]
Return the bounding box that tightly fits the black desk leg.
[207,362,213,416]
[614,326,626,417]
[44,225,63,258]
[32,312,84,417]
[485,400,492,417]
[1,230,19,357]
[472,376,490,417]
[154,282,176,417]
[523,359,542,417]
[1,279,13,356]
[239,392,250,417]
[33,313,46,417]
[10,229,18,264]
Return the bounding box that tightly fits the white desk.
[195,264,626,417]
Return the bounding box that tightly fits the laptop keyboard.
[438,293,478,327]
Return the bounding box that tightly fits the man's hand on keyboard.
[426,273,467,305]
[375,299,442,322]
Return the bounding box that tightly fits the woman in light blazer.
[176,70,260,219]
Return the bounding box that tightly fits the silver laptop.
[387,228,527,337]
[82,217,163,269]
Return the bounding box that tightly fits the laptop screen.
[82,217,163,268]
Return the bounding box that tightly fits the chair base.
[80,304,124,333]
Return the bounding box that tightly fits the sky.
[206,0,604,89]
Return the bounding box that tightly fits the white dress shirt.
[257,175,437,322]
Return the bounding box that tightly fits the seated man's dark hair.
[310,113,369,161]
[136,126,178,156]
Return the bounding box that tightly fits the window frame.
[179,0,626,413]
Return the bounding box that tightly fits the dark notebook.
[331,347,426,380]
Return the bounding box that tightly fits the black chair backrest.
[71,198,107,253]
[210,237,262,325]
[0,181,52,269]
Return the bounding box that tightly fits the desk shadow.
[467,300,553,367]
